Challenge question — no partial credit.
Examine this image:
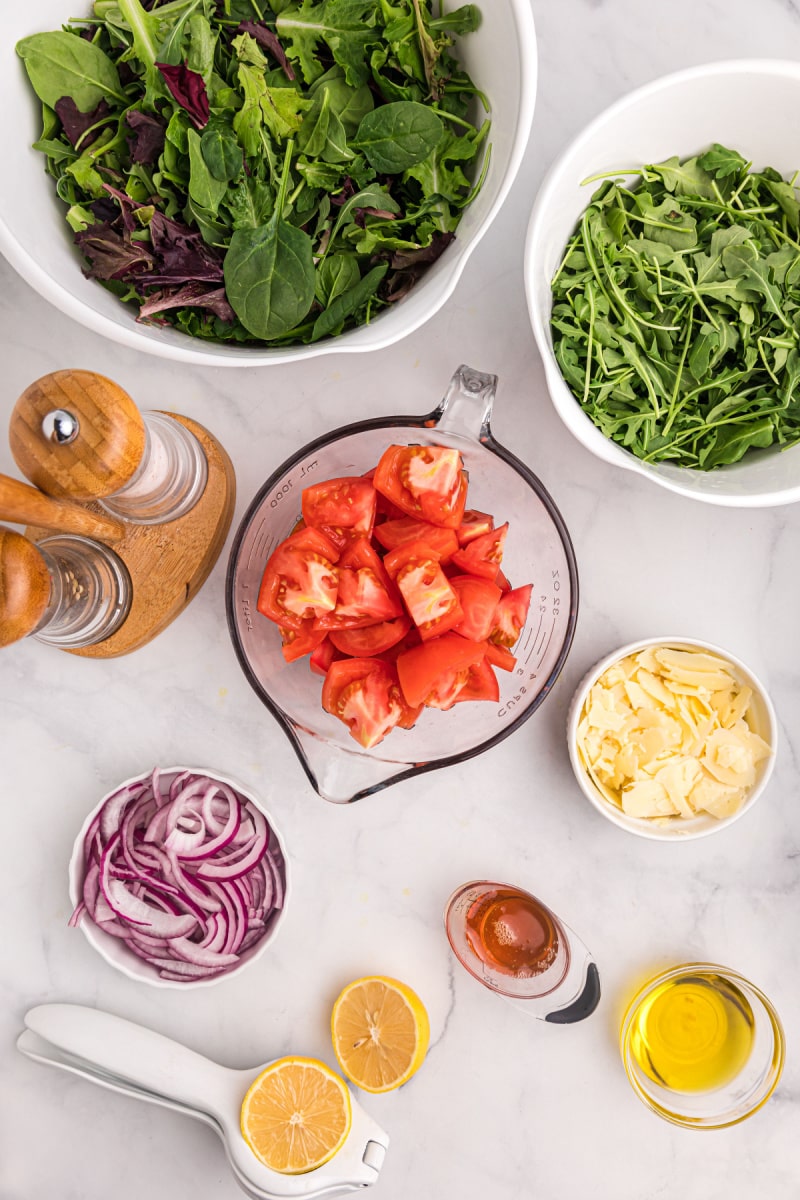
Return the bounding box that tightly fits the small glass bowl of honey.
[620,963,785,1129]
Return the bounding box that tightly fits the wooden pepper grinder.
[9,370,208,524]
[0,526,130,649]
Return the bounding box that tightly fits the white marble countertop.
[2,0,799,1196]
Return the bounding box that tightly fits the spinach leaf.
[187,128,228,213]
[311,262,387,340]
[223,142,315,338]
[315,252,360,305]
[355,101,443,172]
[16,31,125,110]
[201,128,243,182]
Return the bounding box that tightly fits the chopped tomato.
[315,525,363,555]
[373,518,458,561]
[309,637,340,676]
[457,510,494,546]
[385,543,463,640]
[257,442,535,747]
[451,523,508,581]
[454,657,501,703]
[280,621,327,664]
[486,642,517,672]
[258,531,339,631]
[321,658,410,748]
[449,575,502,642]
[396,634,486,708]
[490,584,532,649]
[313,537,402,630]
[383,538,447,577]
[373,444,468,529]
[301,476,376,536]
[330,615,411,657]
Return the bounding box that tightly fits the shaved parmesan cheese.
[575,644,772,823]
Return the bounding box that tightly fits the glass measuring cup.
[444,880,600,1023]
[226,365,579,803]
[620,963,785,1128]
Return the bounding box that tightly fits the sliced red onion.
[72,770,285,982]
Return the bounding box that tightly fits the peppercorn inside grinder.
[2,370,235,657]
[444,881,601,1023]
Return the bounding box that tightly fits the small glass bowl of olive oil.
[620,963,784,1129]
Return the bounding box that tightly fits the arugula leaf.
[550,145,800,468]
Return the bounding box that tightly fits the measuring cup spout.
[290,725,414,804]
[433,364,497,442]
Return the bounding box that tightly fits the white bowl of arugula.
[1,0,536,364]
[526,61,800,507]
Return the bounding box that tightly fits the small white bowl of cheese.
[567,637,777,840]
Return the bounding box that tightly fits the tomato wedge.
[258,529,339,630]
[330,615,411,657]
[490,584,533,649]
[396,634,486,708]
[486,642,517,672]
[451,523,508,581]
[373,445,468,529]
[321,658,412,748]
[280,621,327,664]
[373,518,458,561]
[301,476,376,536]
[309,637,340,676]
[398,564,463,640]
[450,575,502,642]
[454,656,501,703]
[313,538,403,630]
[457,510,494,546]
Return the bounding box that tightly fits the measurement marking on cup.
[270,480,294,508]
[299,460,319,478]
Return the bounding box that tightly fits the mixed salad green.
[17,0,488,346]
[551,145,800,469]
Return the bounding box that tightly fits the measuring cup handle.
[23,1004,229,1113]
[433,364,498,441]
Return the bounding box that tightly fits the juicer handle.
[23,1004,232,1115]
[433,364,498,441]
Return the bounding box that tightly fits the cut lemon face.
[240,1056,352,1175]
[331,975,430,1093]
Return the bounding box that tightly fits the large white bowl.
[566,636,778,841]
[0,0,537,366]
[526,60,800,507]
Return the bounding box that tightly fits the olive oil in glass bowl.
[620,963,785,1128]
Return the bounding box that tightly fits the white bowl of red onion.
[68,766,289,988]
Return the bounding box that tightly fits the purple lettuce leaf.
[155,62,209,129]
[101,183,145,232]
[138,282,235,323]
[237,21,295,80]
[135,211,224,284]
[54,96,111,149]
[125,110,166,165]
[74,223,154,281]
[382,232,456,302]
[390,231,455,270]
